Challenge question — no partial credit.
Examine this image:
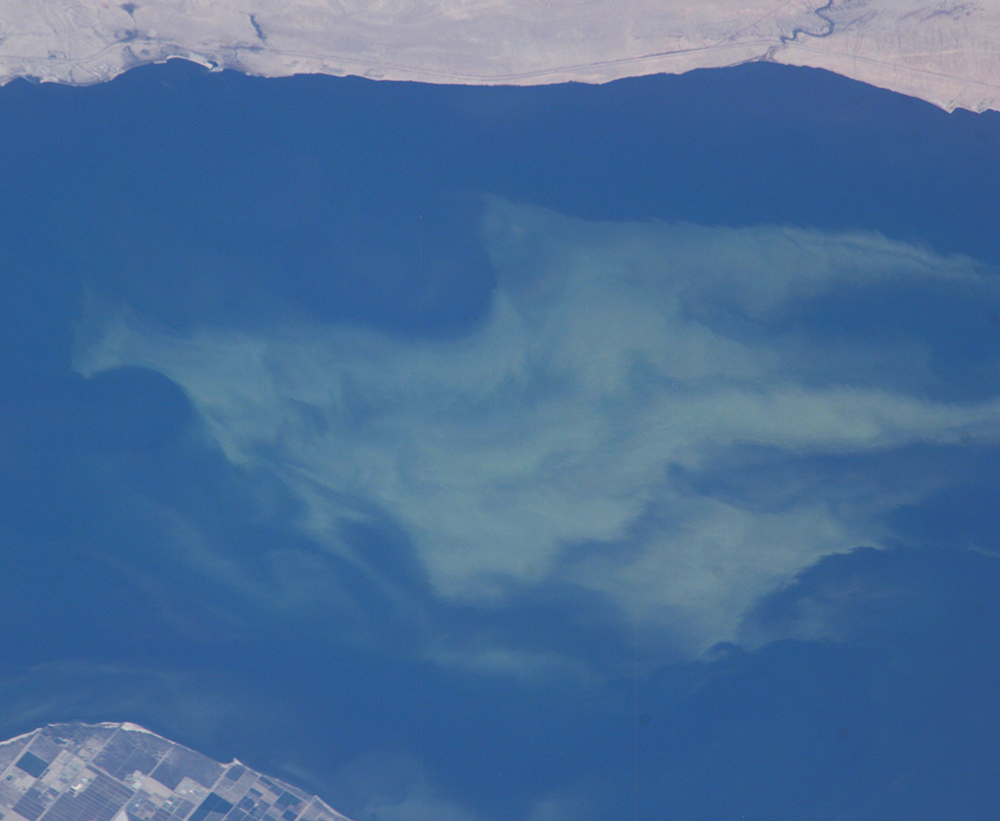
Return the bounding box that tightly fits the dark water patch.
[1,57,1000,821]
[2,60,999,343]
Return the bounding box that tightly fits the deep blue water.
[1,59,999,821]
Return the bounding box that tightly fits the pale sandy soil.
[0,1,996,111]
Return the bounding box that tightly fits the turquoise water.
[1,59,999,820]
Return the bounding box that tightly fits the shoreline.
[0,0,997,112]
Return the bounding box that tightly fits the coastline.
[0,0,997,112]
